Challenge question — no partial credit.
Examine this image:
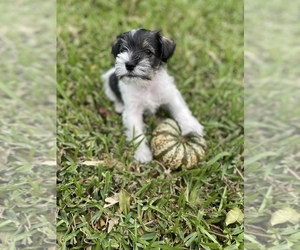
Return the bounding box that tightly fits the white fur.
[102,67,204,163]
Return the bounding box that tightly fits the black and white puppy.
[102,29,203,163]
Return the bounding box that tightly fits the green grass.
[57,0,243,249]
[0,0,56,249]
[245,0,300,249]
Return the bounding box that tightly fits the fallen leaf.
[107,217,119,233]
[39,160,56,166]
[104,194,119,208]
[270,207,300,226]
[99,218,106,228]
[226,207,244,226]
[99,107,110,119]
[80,160,104,166]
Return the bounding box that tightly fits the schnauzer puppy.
[102,29,204,163]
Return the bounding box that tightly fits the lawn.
[57,0,244,249]
[0,0,56,249]
[245,0,300,249]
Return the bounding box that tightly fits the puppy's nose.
[125,61,136,71]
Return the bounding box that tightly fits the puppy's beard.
[115,52,154,86]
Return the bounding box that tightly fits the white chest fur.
[119,68,176,114]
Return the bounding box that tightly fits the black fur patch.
[111,29,176,67]
[109,73,123,103]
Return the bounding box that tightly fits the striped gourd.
[151,119,207,169]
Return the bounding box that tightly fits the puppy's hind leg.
[102,68,124,114]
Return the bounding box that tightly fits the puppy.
[102,29,203,163]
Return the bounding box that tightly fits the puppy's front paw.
[134,144,153,163]
[180,118,204,136]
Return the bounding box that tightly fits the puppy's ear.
[157,32,176,62]
[111,35,123,58]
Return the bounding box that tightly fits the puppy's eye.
[120,47,128,53]
[144,49,153,56]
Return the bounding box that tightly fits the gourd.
[151,119,207,169]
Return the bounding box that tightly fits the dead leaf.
[99,107,110,119]
[225,207,244,226]
[99,218,106,228]
[270,207,300,226]
[107,217,119,233]
[104,194,119,208]
[39,160,56,166]
[80,160,104,166]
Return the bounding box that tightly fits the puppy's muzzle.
[125,61,136,71]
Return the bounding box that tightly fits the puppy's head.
[111,29,176,85]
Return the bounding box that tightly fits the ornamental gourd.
[151,119,207,169]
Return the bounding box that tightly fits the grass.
[57,0,243,249]
[245,0,300,249]
[0,0,56,249]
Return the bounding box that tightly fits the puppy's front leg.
[122,109,153,163]
[167,89,204,136]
